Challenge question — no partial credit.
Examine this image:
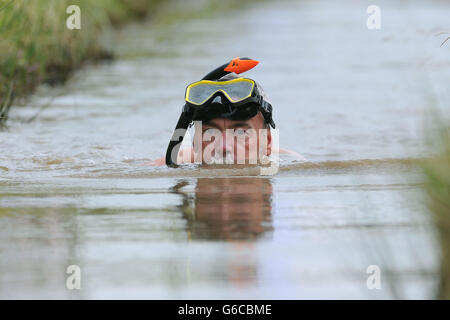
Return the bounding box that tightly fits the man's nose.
[222,131,233,155]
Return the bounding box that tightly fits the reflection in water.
[172,177,273,289]
[173,178,273,240]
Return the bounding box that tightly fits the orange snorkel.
[202,57,259,80]
[165,57,259,167]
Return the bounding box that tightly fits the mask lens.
[186,79,254,105]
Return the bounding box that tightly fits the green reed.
[0,0,160,125]
[422,119,450,299]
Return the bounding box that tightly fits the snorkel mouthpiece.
[202,57,259,80]
[224,57,259,75]
[165,57,261,167]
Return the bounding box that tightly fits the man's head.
[165,57,275,167]
[190,73,274,165]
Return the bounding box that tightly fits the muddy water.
[1,0,449,298]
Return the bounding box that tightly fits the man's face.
[194,112,272,164]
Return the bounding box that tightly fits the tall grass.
[422,121,450,299]
[0,0,160,125]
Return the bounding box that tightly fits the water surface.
[1,0,449,299]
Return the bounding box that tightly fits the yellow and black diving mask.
[185,77,275,125]
[185,78,256,107]
[165,57,275,167]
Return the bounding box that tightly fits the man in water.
[152,57,302,166]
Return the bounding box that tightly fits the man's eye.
[235,129,247,136]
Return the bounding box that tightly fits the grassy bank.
[0,0,161,125]
[0,0,261,126]
[422,121,450,299]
